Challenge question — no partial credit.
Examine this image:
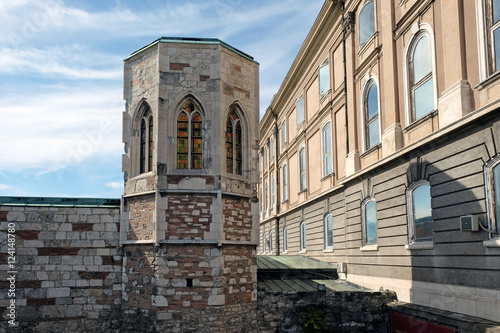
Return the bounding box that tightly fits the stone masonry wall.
[127,194,155,241]
[257,290,397,333]
[0,205,122,333]
[165,195,212,240]
[223,197,253,241]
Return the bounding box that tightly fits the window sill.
[298,188,307,195]
[321,172,334,182]
[483,238,500,248]
[299,250,307,254]
[360,143,381,158]
[475,71,500,90]
[360,244,379,252]
[323,248,333,253]
[405,241,434,250]
[403,109,438,131]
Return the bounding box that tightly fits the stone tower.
[120,37,260,332]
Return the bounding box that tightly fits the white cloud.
[0,184,12,190]
[105,182,123,190]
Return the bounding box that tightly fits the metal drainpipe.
[342,1,350,156]
[272,109,280,256]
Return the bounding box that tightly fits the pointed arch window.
[226,109,242,175]
[177,100,203,169]
[139,105,153,174]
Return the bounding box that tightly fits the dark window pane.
[493,27,500,72]
[493,164,500,233]
[412,184,433,240]
[493,0,500,24]
[366,84,378,120]
[325,214,333,247]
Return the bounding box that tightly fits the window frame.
[138,105,153,175]
[296,96,305,126]
[283,226,288,253]
[362,198,378,246]
[271,174,276,209]
[281,120,287,146]
[264,180,269,216]
[300,221,307,252]
[282,163,288,202]
[299,146,307,191]
[226,109,242,175]
[270,136,274,158]
[324,213,333,250]
[262,233,266,254]
[406,180,434,246]
[319,59,330,96]
[269,231,273,253]
[358,0,376,45]
[361,79,381,151]
[321,122,333,177]
[403,24,437,126]
[485,155,500,238]
[176,101,203,170]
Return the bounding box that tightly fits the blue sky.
[0,0,324,198]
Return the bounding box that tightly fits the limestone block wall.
[127,194,155,241]
[0,204,122,333]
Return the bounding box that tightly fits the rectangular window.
[324,214,333,250]
[486,159,500,235]
[296,96,304,125]
[271,175,275,207]
[281,120,287,145]
[299,147,306,191]
[270,137,274,158]
[322,123,333,176]
[282,164,288,202]
[319,59,330,96]
[283,227,288,252]
[300,221,307,251]
[487,0,500,74]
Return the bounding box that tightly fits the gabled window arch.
[177,100,202,169]
[322,122,333,177]
[407,181,433,243]
[362,198,377,245]
[299,146,306,191]
[324,213,333,250]
[300,221,307,251]
[362,79,380,150]
[139,104,153,174]
[359,0,375,45]
[283,226,288,253]
[226,109,242,175]
[485,155,500,236]
[405,26,436,124]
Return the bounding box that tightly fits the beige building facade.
[259,0,500,323]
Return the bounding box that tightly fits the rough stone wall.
[165,195,212,240]
[257,290,397,333]
[223,197,253,241]
[0,205,122,333]
[127,194,155,241]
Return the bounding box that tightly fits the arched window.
[485,156,500,235]
[363,80,380,150]
[324,213,333,250]
[283,226,288,253]
[177,100,202,169]
[362,199,377,245]
[322,122,333,176]
[407,181,433,243]
[359,0,375,45]
[407,30,435,123]
[299,146,306,191]
[139,105,153,174]
[300,221,307,251]
[226,109,242,175]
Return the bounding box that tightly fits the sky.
[0,0,325,199]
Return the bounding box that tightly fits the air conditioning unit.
[460,215,479,232]
[337,262,347,273]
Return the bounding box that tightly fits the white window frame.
[485,155,500,239]
[406,180,434,249]
[269,231,273,253]
[300,221,307,252]
[299,146,306,192]
[264,180,269,216]
[476,0,500,81]
[281,120,287,146]
[361,77,381,151]
[319,59,330,96]
[361,198,378,246]
[282,164,288,202]
[271,174,275,209]
[321,121,333,177]
[324,213,333,250]
[358,0,375,45]
[403,23,437,126]
[283,226,288,253]
[270,136,274,158]
[296,96,305,126]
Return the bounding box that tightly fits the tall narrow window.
[177,100,202,169]
[363,199,378,245]
[263,147,268,167]
[296,96,304,125]
[364,81,380,150]
[319,59,330,96]
[269,231,273,253]
[282,164,288,202]
[271,174,275,208]
[264,180,269,214]
[139,105,153,174]
[324,213,333,250]
[259,186,263,216]
[262,233,266,254]
[485,157,500,235]
[359,0,375,45]
[300,221,307,251]
[226,110,242,174]
[283,227,288,252]
[322,122,333,176]
[270,136,274,158]
[408,32,435,122]
[486,0,500,74]
[281,120,287,145]
[299,147,306,191]
[407,182,433,243]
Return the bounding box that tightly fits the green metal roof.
[257,255,337,271]
[126,36,258,63]
[257,278,367,292]
[0,196,120,208]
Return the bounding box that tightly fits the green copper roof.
[126,36,258,63]
[0,196,120,208]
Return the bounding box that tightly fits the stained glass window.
[148,115,153,172]
[139,105,153,174]
[177,100,202,169]
[226,109,242,175]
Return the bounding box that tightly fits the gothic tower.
[120,37,260,332]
